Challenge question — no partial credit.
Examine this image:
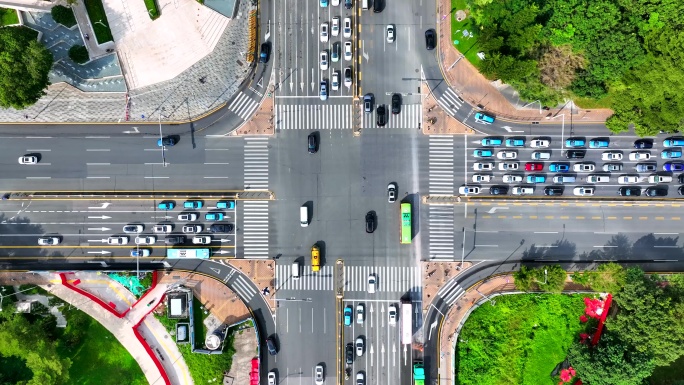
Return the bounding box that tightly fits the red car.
[525,162,543,171]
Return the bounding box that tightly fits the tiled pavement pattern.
[23,12,125,92]
[0,0,255,123]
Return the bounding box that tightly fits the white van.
[300,206,309,227]
[292,262,300,279]
[362,0,370,9]
[552,175,576,184]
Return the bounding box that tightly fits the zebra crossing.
[229,274,258,302]
[361,104,421,129]
[241,200,269,258]
[229,92,260,120]
[244,137,268,190]
[437,88,464,116]
[437,278,465,306]
[276,104,353,130]
[428,206,455,260]
[275,265,422,294]
[429,136,455,195]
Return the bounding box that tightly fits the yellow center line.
[545,216,554,219]
[592,216,601,220]
[498,215,507,219]
[607,216,617,220]
[672,217,681,220]
[575,216,585,219]
[529,215,538,219]
[483,215,492,219]
[655,216,665,220]
[512,215,522,219]
[560,216,569,219]
[623,216,632,220]
[639,216,648,220]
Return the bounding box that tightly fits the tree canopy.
[0,26,53,110]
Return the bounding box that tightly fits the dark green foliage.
[571,262,627,293]
[456,294,586,385]
[0,355,32,384]
[61,307,89,348]
[568,330,655,385]
[83,0,114,43]
[0,7,19,26]
[68,45,89,64]
[513,265,566,292]
[0,26,53,109]
[50,5,76,28]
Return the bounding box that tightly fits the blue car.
[217,200,236,209]
[662,149,683,159]
[663,162,684,172]
[473,149,494,158]
[589,139,609,148]
[481,138,503,147]
[474,112,495,124]
[183,200,203,209]
[158,201,175,210]
[565,138,585,148]
[157,137,176,147]
[549,163,570,172]
[527,175,546,184]
[663,138,684,147]
[205,212,224,221]
[505,138,525,147]
[320,0,328,6]
[344,306,352,326]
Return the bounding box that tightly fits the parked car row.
[157,199,236,211]
[459,184,682,197]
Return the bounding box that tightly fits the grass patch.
[143,0,160,20]
[449,0,481,65]
[154,296,238,384]
[83,0,113,43]
[58,307,147,385]
[456,294,586,385]
[0,7,18,26]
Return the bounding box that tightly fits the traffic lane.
[275,298,336,383]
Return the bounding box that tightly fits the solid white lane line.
[86,149,111,151]
[26,149,50,152]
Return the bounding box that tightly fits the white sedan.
[629,151,651,161]
[331,17,339,37]
[386,24,395,43]
[602,151,623,161]
[573,163,595,172]
[458,185,481,195]
[502,174,523,183]
[268,372,276,385]
[343,17,352,38]
[18,155,38,164]
[38,237,60,245]
[320,22,329,43]
[499,162,519,171]
[135,236,156,245]
[497,150,517,160]
[153,225,172,233]
[472,174,492,183]
[530,139,550,148]
[618,175,640,184]
[320,51,328,71]
[473,162,494,171]
[192,235,212,245]
[344,41,352,61]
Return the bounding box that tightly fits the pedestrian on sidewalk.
[84,34,90,41]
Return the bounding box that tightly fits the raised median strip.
[1,190,274,201]
[423,194,684,206]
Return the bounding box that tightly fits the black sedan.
[544,186,564,196]
[489,186,508,195]
[376,105,387,127]
[391,93,401,114]
[210,223,234,233]
[365,211,376,233]
[633,139,653,149]
[345,343,354,364]
[618,187,641,197]
[645,187,667,197]
[259,42,271,63]
[425,29,436,50]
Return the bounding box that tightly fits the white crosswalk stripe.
[276,104,353,130]
[231,275,257,301]
[429,136,454,195]
[429,206,455,260]
[244,137,269,190]
[437,88,464,116]
[229,92,260,120]
[437,279,465,306]
[362,104,421,129]
[275,265,421,293]
[241,200,269,259]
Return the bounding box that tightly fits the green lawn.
[456,294,586,385]
[83,0,114,43]
[0,8,18,26]
[154,296,237,384]
[58,307,147,385]
[449,0,481,65]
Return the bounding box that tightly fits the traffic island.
[234,88,274,136]
[421,81,473,135]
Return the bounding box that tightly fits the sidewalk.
[435,1,613,123]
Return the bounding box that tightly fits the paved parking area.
[461,134,684,198]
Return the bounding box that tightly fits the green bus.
[400,203,412,244]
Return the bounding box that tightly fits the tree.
[608,268,684,366]
[0,26,53,110]
[568,330,655,385]
[538,44,585,89]
[68,45,89,64]
[513,265,536,291]
[50,5,76,28]
[571,262,626,293]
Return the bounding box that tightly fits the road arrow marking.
[487,207,509,214]
[220,239,232,243]
[123,127,140,134]
[88,203,111,209]
[502,126,524,133]
[87,251,111,255]
[257,77,263,89]
[300,68,304,91]
[88,227,111,231]
[362,40,369,62]
[310,68,315,91]
[210,267,221,274]
[214,250,231,254]
[88,215,111,219]
[429,320,437,340]
[87,239,107,243]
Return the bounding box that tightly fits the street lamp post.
[522,100,542,115]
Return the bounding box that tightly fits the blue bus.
[166,249,210,259]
